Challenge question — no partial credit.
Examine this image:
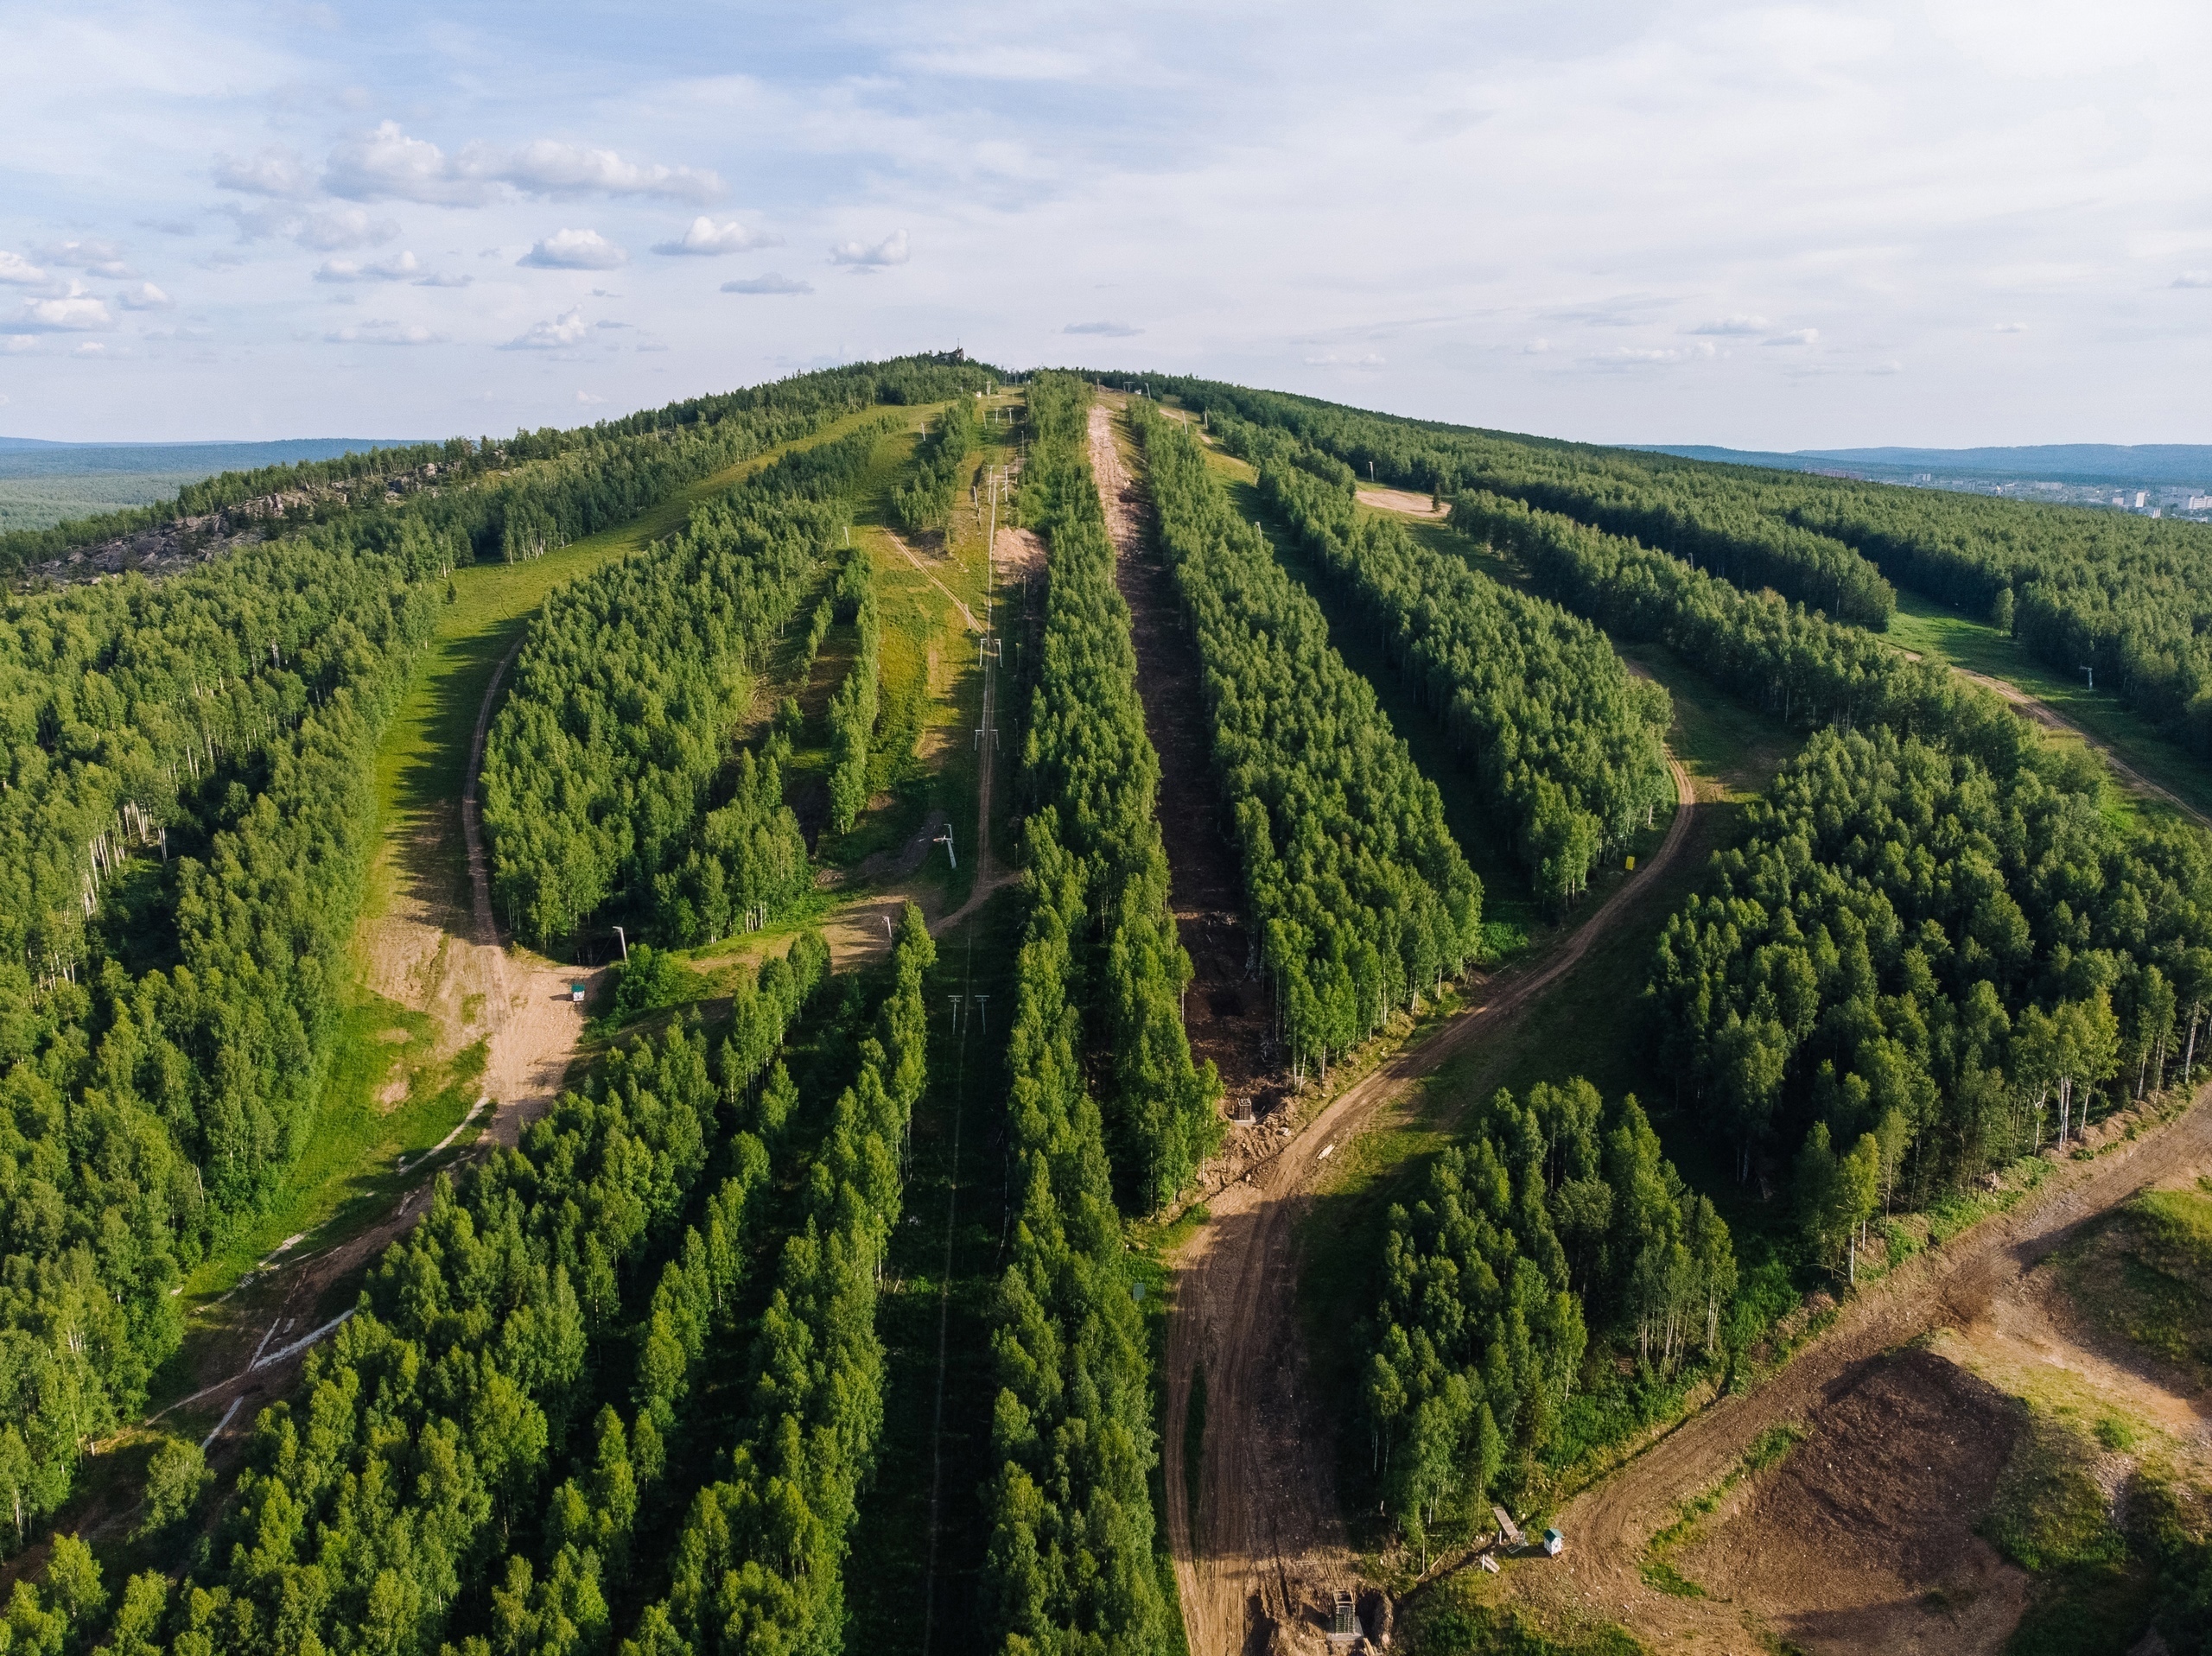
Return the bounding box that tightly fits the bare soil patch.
[1675,1348,2030,1654]
[1356,485,1446,517]
[1494,1088,2212,1653]
[995,524,1046,580]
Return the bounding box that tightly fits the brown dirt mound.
[1676,1348,2029,1653]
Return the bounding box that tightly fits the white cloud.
[2175,271,2212,289]
[296,206,400,251]
[1065,320,1141,336]
[1763,327,1820,346]
[415,271,472,288]
[327,122,493,206]
[140,217,196,237]
[1586,340,1719,368]
[73,341,106,357]
[315,251,424,282]
[213,145,316,198]
[1689,314,1770,336]
[325,319,447,346]
[13,288,114,332]
[494,138,722,201]
[1523,338,1553,354]
[1304,351,1384,365]
[518,229,626,270]
[652,215,779,256]
[38,238,134,278]
[0,252,48,286]
[502,308,590,349]
[2,337,32,355]
[1867,360,1907,375]
[325,122,721,206]
[721,273,811,294]
[829,228,909,268]
[575,390,604,403]
[118,282,173,310]
[1993,320,2030,333]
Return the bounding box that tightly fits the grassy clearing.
[695,398,1025,964]
[179,1004,486,1304]
[1982,1409,2152,1656]
[842,889,1020,1653]
[1885,588,2212,825]
[1399,1583,1644,1656]
[2060,1186,2212,1374]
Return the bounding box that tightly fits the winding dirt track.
[1096,389,1706,1653]
[1494,1084,2212,1652]
[1160,752,1694,1655]
[1959,667,2212,830]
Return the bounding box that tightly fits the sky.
[2,0,2208,449]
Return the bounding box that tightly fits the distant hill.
[0,436,423,532]
[1634,441,2212,488]
[0,436,420,477]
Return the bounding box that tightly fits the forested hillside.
[0,513,452,1551]
[1363,1081,1732,1556]
[1158,374,2212,759]
[1012,373,1217,1209]
[1131,401,1482,1083]
[983,371,1194,1650]
[17,355,2212,1655]
[0,354,995,1567]
[1223,423,1673,907]
[480,422,888,949]
[0,355,992,577]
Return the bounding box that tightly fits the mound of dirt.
[1676,1347,2030,1653]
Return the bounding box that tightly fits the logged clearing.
[1356,485,1446,517]
[1672,1349,2031,1654]
[1486,1088,2212,1654]
[1090,397,1278,1125]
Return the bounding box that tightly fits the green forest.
[10,355,2212,1656]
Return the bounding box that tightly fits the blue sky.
[2,0,2208,447]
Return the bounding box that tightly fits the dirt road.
[1960,667,2212,830]
[1160,714,1695,1654]
[1493,1085,2212,1652]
